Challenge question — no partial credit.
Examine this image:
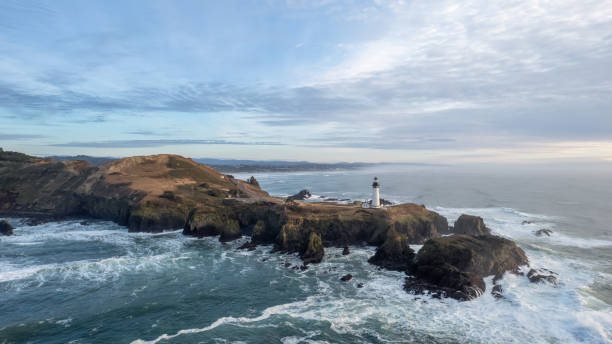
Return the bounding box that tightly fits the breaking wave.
[3,204,611,344]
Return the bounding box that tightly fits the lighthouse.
[372,177,381,208]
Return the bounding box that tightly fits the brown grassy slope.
[0,151,271,231]
[80,154,272,231]
[0,150,95,215]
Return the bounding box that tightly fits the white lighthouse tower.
[372,177,381,208]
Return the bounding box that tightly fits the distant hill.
[47,155,373,172]
[197,159,373,173]
[47,155,437,172]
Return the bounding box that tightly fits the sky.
[0,0,611,163]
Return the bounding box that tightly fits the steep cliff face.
[0,158,95,216]
[184,199,449,266]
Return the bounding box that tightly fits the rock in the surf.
[405,234,528,300]
[534,229,553,237]
[0,219,13,236]
[368,231,415,272]
[527,268,558,285]
[300,232,324,265]
[237,241,257,251]
[491,284,504,299]
[340,274,353,282]
[453,215,491,236]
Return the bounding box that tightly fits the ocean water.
[1,165,611,344]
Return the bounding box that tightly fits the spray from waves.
[432,206,556,223]
[0,252,189,285]
[4,207,612,343]
[1,220,191,288]
[3,220,186,251]
[433,206,612,249]
[131,243,612,344]
[130,300,310,344]
[3,220,183,246]
[131,272,611,344]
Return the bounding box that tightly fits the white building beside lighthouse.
[372,177,381,208]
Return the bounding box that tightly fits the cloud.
[0,133,47,140]
[49,139,285,148]
[304,135,458,150]
[0,0,611,159]
[126,131,155,136]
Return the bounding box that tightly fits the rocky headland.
[0,148,548,300]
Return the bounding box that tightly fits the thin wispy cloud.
[0,133,47,140]
[50,139,285,148]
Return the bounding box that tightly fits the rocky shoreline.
[0,149,556,300]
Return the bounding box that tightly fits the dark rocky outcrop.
[527,268,558,285]
[300,232,324,265]
[0,219,13,236]
[453,215,491,236]
[491,284,504,299]
[183,209,241,242]
[368,231,415,272]
[342,246,350,255]
[287,189,311,201]
[226,201,448,265]
[246,176,260,188]
[237,241,257,251]
[534,229,553,237]
[340,274,353,282]
[380,198,393,206]
[406,234,529,300]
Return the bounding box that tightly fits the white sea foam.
[55,318,72,327]
[409,244,423,252]
[131,239,611,344]
[1,220,190,287]
[280,332,322,344]
[2,220,186,257]
[5,209,611,344]
[433,206,612,249]
[0,253,183,284]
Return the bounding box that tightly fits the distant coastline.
[47,155,439,173]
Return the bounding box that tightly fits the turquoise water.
[1,165,611,343]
